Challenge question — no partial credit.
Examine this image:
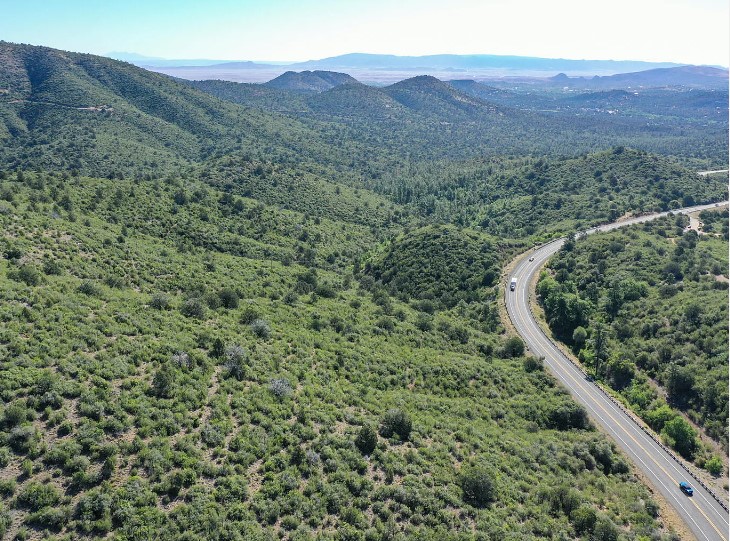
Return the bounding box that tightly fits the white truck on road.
[510,277,517,291]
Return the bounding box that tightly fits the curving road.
[697,170,729,177]
[506,202,730,541]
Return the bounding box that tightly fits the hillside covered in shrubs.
[0,171,671,540]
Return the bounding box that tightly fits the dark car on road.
[679,481,694,496]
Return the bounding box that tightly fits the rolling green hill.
[264,70,359,93]
[0,42,358,180]
[0,171,671,540]
[381,75,498,117]
[365,225,504,310]
[191,73,728,168]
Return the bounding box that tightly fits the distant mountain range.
[198,64,729,94]
[107,52,236,67]
[288,53,683,73]
[112,51,688,72]
[112,51,729,84]
[107,52,286,68]
[550,65,729,89]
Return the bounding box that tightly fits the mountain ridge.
[290,52,687,73]
[107,48,730,84]
[264,70,359,93]
[110,50,704,72]
[551,65,728,89]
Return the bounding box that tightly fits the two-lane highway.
[506,202,729,541]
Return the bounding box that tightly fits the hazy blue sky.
[1,0,727,66]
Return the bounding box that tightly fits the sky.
[0,0,728,66]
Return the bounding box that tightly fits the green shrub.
[705,456,723,476]
[548,402,590,431]
[17,481,61,511]
[171,351,191,369]
[201,423,226,448]
[13,264,41,286]
[542,485,582,517]
[661,417,697,459]
[150,293,171,310]
[218,287,239,309]
[214,475,248,503]
[151,366,176,398]
[570,504,597,534]
[269,378,292,399]
[414,313,433,331]
[379,409,412,440]
[181,298,206,319]
[315,283,337,298]
[375,316,394,332]
[104,274,126,288]
[3,401,30,426]
[42,259,63,275]
[355,425,378,455]
[8,426,40,453]
[592,516,619,541]
[460,466,495,508]
[78,280,100,296]
[26,505,70,530]
[523,356,543,372]
[250,319,271,339]
[572,326,587,347]
[76,488,112,533]
[224,344,248,380]
[0,479,16,497]
[502,336,525,358]
[239,305,260,324]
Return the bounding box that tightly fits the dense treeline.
[358,148,728,236]
[538,213,728,469]
[1,42,727,244]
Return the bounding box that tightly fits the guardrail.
[591,370,729,512]
[552,338,730,512]
[524,288,730,513]
[512,207,730,514]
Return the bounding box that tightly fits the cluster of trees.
[365,224,502,311]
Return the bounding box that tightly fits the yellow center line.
[509,263,728,541]
[692,499,728,540]
[518,253,730,527]
[511,296,716,541]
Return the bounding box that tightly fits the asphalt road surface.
[697,170,729,177]
[506,202,730,541]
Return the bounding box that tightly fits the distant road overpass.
[506,202,730,541]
